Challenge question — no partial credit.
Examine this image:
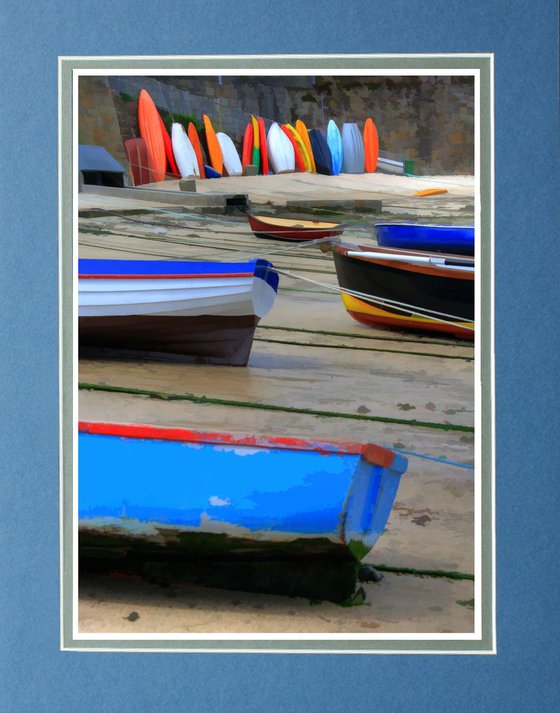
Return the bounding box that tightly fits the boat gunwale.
[374,222,474,231]
[249,214,343,231]
[78,421,399,469]
[333,243,474,280]
[79,272,255,280]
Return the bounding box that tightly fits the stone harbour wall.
[78,74,474,177]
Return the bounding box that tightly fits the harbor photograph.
[68,60,487,643]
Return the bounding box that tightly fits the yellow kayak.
[295,120,316,172]
[285,123,312,172]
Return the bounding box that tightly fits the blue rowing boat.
[375,223,474,256]
[79,422,407,568]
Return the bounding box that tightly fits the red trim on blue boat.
[79,272,254,280]
[78,421,396,465]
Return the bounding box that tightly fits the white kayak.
[171,123,199,178]
[341,123,365,174]
[267,122,295,174]
[216,132,243,177]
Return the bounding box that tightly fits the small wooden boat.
[78,421,408,600]
[78,257,279,365]
[247,214,344,242]
[332,243,474,339]
[375,223,475,256]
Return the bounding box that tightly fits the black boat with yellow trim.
[332,243,474,339]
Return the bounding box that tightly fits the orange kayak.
[202,114,223,175]
[137,89,167,182]
[363,118,379,173]
[295,120,316,172]
[188,123,206,178]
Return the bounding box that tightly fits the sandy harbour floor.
[77,170,476,637]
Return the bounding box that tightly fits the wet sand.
[78,171,475,635]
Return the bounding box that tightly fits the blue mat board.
[1,1,559,712]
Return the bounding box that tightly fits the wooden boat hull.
[375,223,475,256]
[247,214,344,242]
[332,245,474,339]
[78,258,279,365]
[78,422,408,564]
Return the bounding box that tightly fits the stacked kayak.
[327,120,343,175]
[132,88,386,181]
[341,123,365,174]
[171,123,199,178]
[217,132,242,176]
[267,122,295,174]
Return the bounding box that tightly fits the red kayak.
[242,122,254,172]
[124,138,152,185]
[157,114,180,177]
[281,125,306,171]
[257,117,269,175]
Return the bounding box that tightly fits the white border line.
[64,55,492,652]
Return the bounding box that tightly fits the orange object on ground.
[137,89,167,182]
[257,118,269,175]
[157,114,179,177]
[242,123,254,170]
[296,120,316,172]
[202,114,223,175]
[281,125,305,171]
[188,123,206,178]
[363,118,379,173]
[414,188,448,197]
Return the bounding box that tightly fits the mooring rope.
[272,267,474,329]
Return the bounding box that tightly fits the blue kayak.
[204,163,221,178]
[375,223,474,256]
[327,120,343,175]
[308,128,333,175]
